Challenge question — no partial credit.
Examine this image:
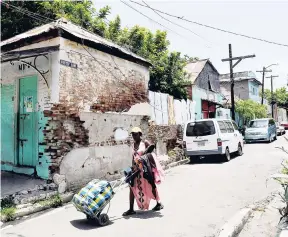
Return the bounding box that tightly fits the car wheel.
[275,134,278,140]
[223,147,231,162]
[268,134,273,143]
[237,143,243,156]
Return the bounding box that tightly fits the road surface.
[2,135,287,237]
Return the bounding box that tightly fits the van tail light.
[183,141,186,149]
[217,138,222,147]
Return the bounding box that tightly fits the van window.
[217,121,227,133]
[224,121,234,133]
[249,120,268,128]
[186,121,216,137]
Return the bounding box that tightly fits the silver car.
[276,122,286,136]
[244,118,277,143]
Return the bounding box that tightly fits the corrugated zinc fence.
[148,91,196,125]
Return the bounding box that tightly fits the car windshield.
[186,121,216,137]
[249,120,268,128]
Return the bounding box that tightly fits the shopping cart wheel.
[86,214,94,220]
[98,213,109,226]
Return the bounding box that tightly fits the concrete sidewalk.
[1,172,46,197]
[239,193,282,237]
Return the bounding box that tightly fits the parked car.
[183,119,244,163]
[244,118,277,143]
[276,122,286,136]
[281,121,288,130]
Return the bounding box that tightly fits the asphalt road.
[2,135,287,237]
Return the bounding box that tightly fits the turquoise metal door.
[18,76,38,167]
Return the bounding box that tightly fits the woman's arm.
[144,139,151,148]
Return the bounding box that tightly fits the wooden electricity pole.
[257,67,272,104]
[222,44,255,120]
[266,75,279,119]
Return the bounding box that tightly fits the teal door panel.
[1,84,15,164]
[18,76,38,167]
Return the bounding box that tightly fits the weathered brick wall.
[147,124,185,164]
[58,39,149,113]
[42,104,89,174]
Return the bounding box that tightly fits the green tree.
[262,87,288,108]
[235,99,268,124]
[1,0,195,99]
[1,0,110,39]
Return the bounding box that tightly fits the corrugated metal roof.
[185,59,208,83]
[1,18,150,65]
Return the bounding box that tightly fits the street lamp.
[265,63,278,70]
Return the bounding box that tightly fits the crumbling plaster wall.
[59,113,150,191]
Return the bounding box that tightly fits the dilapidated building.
[185,59,223,119]
[1,18,152,187]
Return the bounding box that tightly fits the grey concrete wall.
[220,80,249,100]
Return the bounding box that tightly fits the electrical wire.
[129,0,288,48]
[2,2,175,113]
[141,0,212,48]
[120,0,191,41]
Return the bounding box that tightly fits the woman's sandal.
[122,209,136,216]
[152,203,164,211]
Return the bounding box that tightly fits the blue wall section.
[192,86,223,120]
[248,81,260,103]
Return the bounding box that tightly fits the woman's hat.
[131,127,142,134]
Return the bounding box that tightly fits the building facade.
[1,19,151,181]
[185,59,223,120]
[219,71,262,103]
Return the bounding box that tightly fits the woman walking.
[123,127,164,216]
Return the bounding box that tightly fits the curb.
[165,158,189,170]
[1,158,188,224]
[0,192,74,223]
[218,207,254,237]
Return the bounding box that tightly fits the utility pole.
[222,44,255,121]
[266,75,279,119]
[256,67,272,104]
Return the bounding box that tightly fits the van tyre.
[189,156,200,164]
[223,148,231,162]
[237,144,243,156]
[275,134,277,140]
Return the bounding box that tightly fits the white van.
[183,119,244,162]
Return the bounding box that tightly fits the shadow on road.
[70,219,103,230]
[186,156,225,165]
[70,211,163,229]
[122,210,163,220]
[186,154,243,165]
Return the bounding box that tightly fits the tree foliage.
[262,87,288,108]
[235,99,268,123]
[1,0,194,99]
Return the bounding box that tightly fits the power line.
[129,0,288,48]
[141,0,212,47]
[120,0,191,40]
[3,2,170,113]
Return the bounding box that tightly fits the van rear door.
[185,120,218,152]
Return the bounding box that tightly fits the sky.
[93,0,288,90]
